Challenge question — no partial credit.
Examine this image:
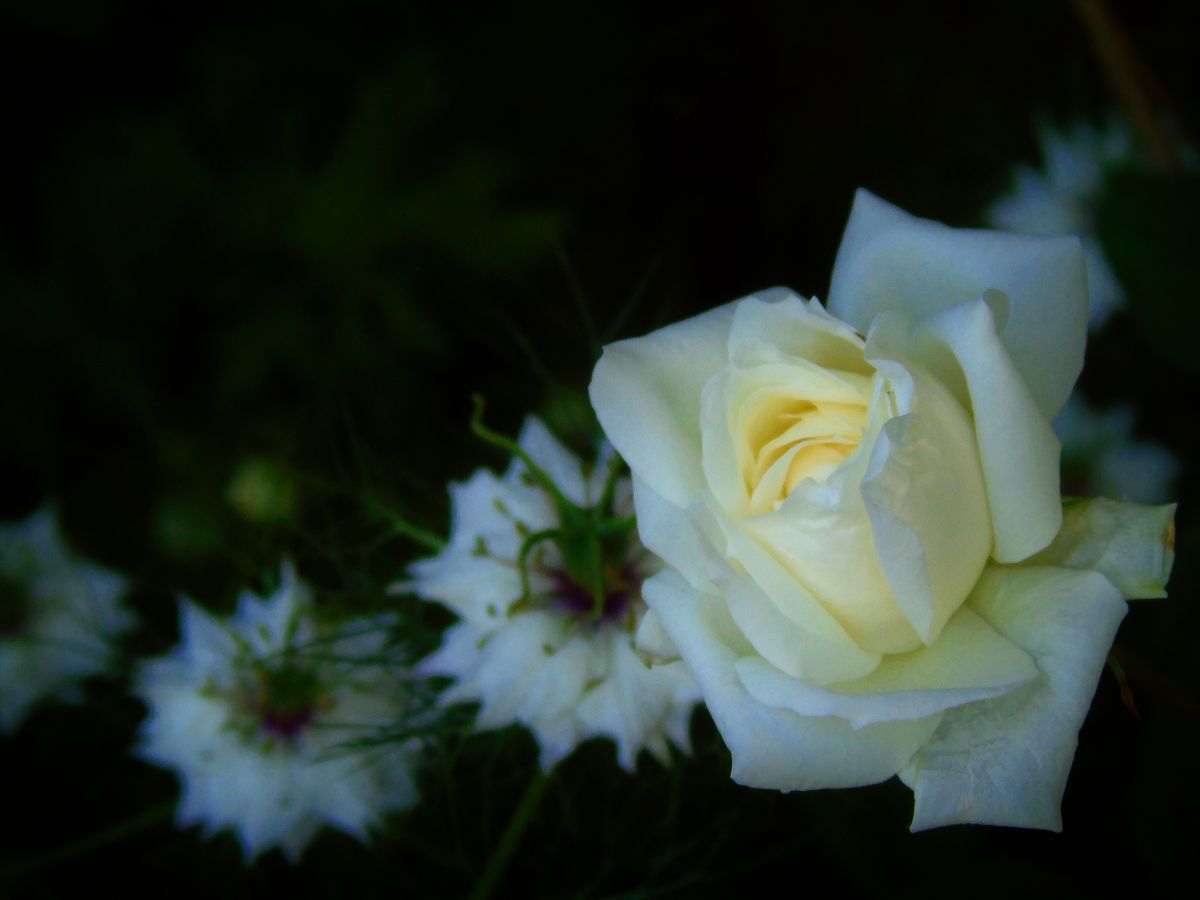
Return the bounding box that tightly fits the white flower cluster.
[1,506,137,733]
[407,417,699,771]
[135,564,421,861]
[987,119,1133,328]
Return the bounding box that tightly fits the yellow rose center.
[735,374,873,515]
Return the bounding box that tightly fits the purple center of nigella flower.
[260,707,317,740]
[246,660,323,742]
[552,566,639,622]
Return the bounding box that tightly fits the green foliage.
[1097,171,1200,372]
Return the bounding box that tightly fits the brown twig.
[1070,0,1190,173]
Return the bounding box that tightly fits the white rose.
[589,190,1175,830]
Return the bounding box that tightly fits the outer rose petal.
[828,188,1087,421]
[857,318,992,644]
[727,292,873,377]
[630,473,718,593]
[590,301,741,507]
[734,606,1036,729]
[1025,498,1176,599]
[915,297,1064,562]
[900,565,1126,831]
[643,570,937,790]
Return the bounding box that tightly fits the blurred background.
[1,1,1197,897]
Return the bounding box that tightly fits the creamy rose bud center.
[694,296,993,658]
[735,374,871,509]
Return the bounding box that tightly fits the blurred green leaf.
[1097,171,1200,372]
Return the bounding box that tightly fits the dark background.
[1,2,1197,898]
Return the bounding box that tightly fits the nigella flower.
[1056,394,1179,504]
[405,411,699,771]
[1,506,136,734]
[134,564,421,862]
[986,119,1134,328]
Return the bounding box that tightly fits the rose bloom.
[589,190,1175,830]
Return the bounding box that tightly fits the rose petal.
[1025,498,1176,600]
[916,296,1063,562]
[744,484,923,655]
[643,570,936,789]
[859,356,992,643]
[827,188,1087,420]
[706,499,885,681]
[901,565,1127,831]
[590,301,741,508]
[629,473,719,593]
[727,292,872,375]
[619,303,935,658]
[735,606,1037,729]
[719,561,882,684]
[702,356,872,517]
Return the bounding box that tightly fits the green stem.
[372,501,447,553]
[596,452,624,513]
[4,802,175,881]
[470,395,572,511]
[517,528,561,603]
[466,769,550,900]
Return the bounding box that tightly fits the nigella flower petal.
[133,566,421,862]
[0,506,136,733]
[511,417,591,506]
[409,416,699,771]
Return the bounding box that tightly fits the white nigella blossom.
[987,119,1133,328]
[406,414,699,771]
[1,506,136,734]
[134,564,421,862]
[1056,394,1179,504]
